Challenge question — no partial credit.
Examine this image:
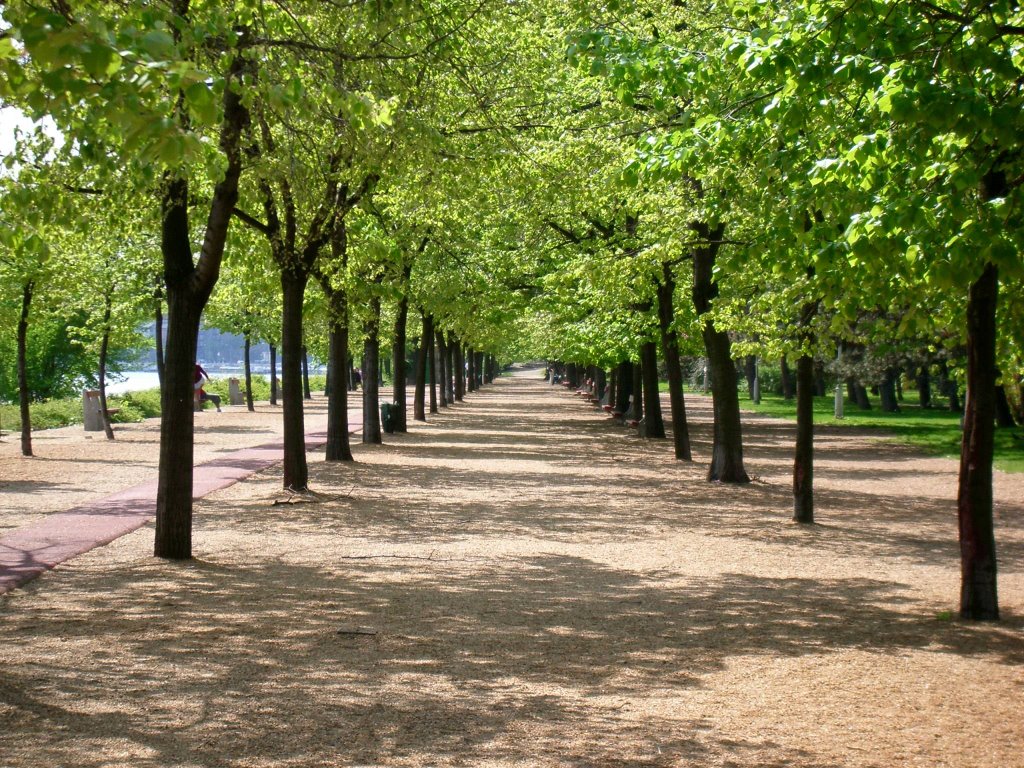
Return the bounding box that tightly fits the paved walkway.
[0,427,336,594]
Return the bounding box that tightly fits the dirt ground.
[1,366,1022,767]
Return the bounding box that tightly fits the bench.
[82,390,119,432]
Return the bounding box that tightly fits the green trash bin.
[380,402,396,433]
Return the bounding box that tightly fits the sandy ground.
[0,367,1022,767]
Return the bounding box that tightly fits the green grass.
[745,392,1024,474]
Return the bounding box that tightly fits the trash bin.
[380,402,396,434]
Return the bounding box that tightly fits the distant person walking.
[194,363,222,412]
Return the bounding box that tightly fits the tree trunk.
[640,340,665,438]
[270,344,278,405]
[794,353,815,523]
[435,328,449,408]
[453,340,465,402]
[414,313,429,421]
[244,334,255,412]
[994,385,1016,427]
[393,292,409,431]
[917,365,932,409]
[854,382,872,410]
[958,260,999,620]
[466,347,476,392]
[363,296,382,443]
[302,345,312,400]
[744,355,757,400]
[325,314,353,461]
[657,265,691,460]
[280,270,309,490]
[428,322,438,414]
[154,280,166,389]
[692,223,749,483]
[445,334,457,403]
[17,281,33,457]
[614,361,632,414]
[780,356,794,399]
[879,369,900,412]
[97,295,115,441]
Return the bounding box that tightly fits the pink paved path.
[0,425,341,595]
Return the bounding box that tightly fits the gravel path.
[0,368,1021,767]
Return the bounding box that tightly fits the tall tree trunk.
[994,385,1016,427]
[325,313,353,461]
[280,270,309,490]
[414,313,429,421]
[363,296,382,443]
[98,295,115,441]
[301,345,312,400]
[917,365,932,409]
[153,279,166,389]
[269,344,278,405]
[243,334,255,412]
[154,37,249,560]
[640,340,665,438]
[453,338,465,402]
[794,353,815,523]
[657,265,691,460]
[445,333,457,403]
[958,261,999,620]
[17,280,33,457]
[879,369,900,412]
[692,222,749,483]
[466,347,476,393]
[614,361,632,414]
[435,328,449,407]
[428,320,438,414]
[393,291,409,431]
[780,356,794,399]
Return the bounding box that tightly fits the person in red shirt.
[194,363,222,412]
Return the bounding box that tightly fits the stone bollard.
[228,377,244,406]
[82,390,103,431]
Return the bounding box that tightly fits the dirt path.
[1,367,1022,767]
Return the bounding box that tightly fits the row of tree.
[1,0,1021,621]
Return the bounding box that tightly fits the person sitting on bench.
[194,362,222,412]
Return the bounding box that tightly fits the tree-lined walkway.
[0,367,1022,766]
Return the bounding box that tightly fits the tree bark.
[325,314,353,461]
[414,313,429,421]
[17,281,34,457]
[428,319,438,414]
[958,260,1000,620]
[640,340,665,438]
[794,353,815,523]
[453,339,465,401]
[269,344,278,405]
[244,334,255,412]
[302,345,312,400]
[393,290,409,431]
[994,385,1016,427]
[692,223,749,483]
[614,361,632,414]
[280,270,309,490]
[917,365,932,409]
[435,328,449,407]
[153,279,166,389]
[657,265,691,460]
[98,295,115,441]
[363,296,382,443]
[879,369,900,412]
[780,356,794,399]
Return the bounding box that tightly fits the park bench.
[82,389,119,432]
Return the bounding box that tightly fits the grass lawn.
[743,391,1024,474]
